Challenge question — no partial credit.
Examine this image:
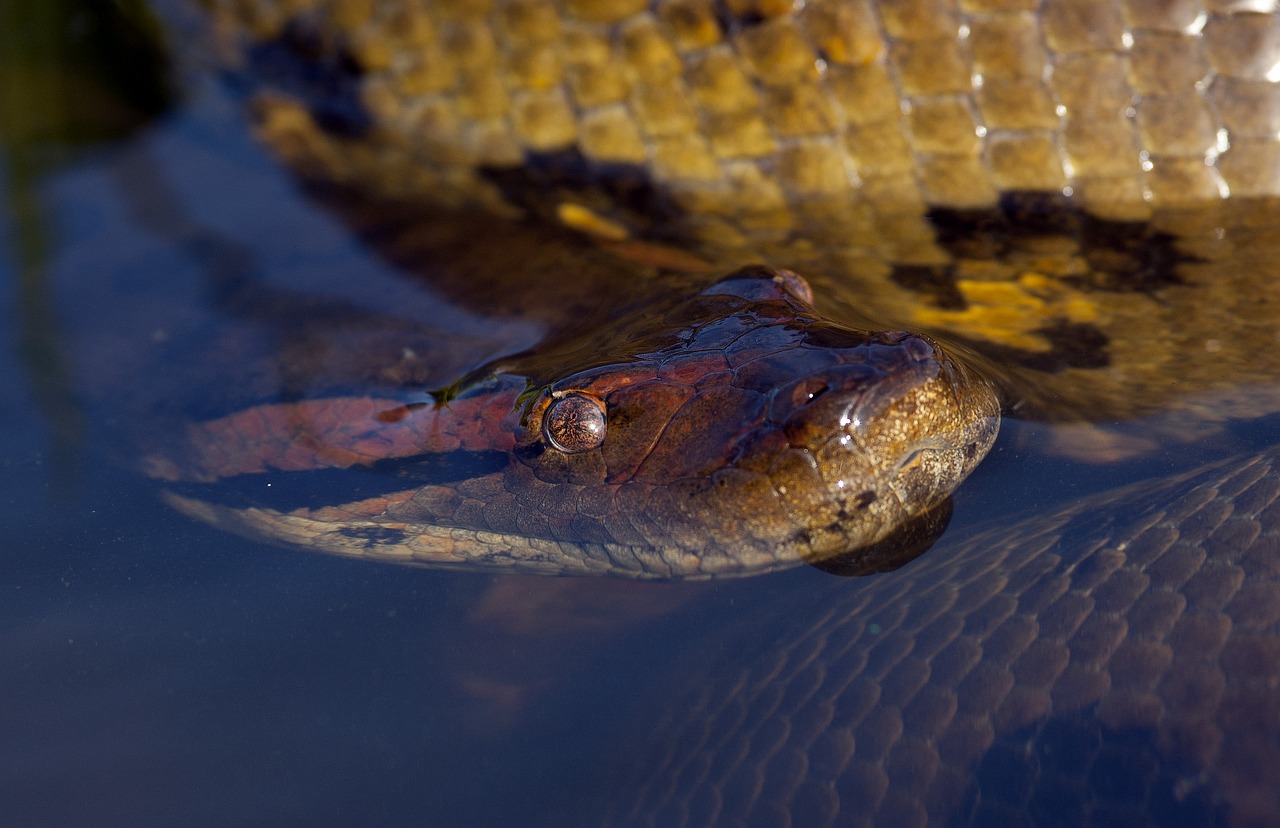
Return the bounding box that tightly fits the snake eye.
[542,392,607,453]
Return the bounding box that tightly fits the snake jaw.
[152,267,999,579]
[500,277,1002,574]
[781,334,1000,565]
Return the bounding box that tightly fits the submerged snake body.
[606,442,1280,826]
[157,268,998,578]
[147,2,1280,823]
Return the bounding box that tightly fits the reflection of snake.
[176,1,1280,822]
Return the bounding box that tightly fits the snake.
[600,443,1280,826]
[146,263,998,578]
[144,0,1280,823]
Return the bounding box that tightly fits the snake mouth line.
[803,357,1000,558]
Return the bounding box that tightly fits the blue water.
[4,8,1273,827]
[0,95,1152,827]
[0,73,637,825]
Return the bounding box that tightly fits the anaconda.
[146,264,998,578]
[120,0,1280,825]
[189,0,1280,422]
[602,441,1280,826]
[151,0,1280,561]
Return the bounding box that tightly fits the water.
[0,63,911,828]
[0,8,644,821]
[0,12,793,822]
[4,3,1279,826]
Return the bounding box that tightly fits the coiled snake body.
[153,0,1280,823]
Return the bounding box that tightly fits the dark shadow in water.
[960,705,1228,828]
[807,497,953,578]
[166,450,510,513]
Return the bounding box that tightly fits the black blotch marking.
[1029,322,1111,370]
[937,321,1110,377]
[893,194,1150,373]
[928,206,1014,261]
[997,190,1080,234]
[168,451,507,513]
[712,0,769,32]
[891,265,968,310]
[1074,216,1188,293]
[925,193,1193,297]
[854,490,877,509]
[243,15,371,137]
[479,148,682,238]
[335,525,409,545]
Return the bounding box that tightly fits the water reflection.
[0,5,689,822]
[5,2,1280,826]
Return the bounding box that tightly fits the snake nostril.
[903,335,937,361]
[773,268,815,305]
[791,379,829,408]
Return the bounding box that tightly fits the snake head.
[152,266,997,579]
[512,266,1001,576]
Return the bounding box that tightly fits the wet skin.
[150,266,1000,579]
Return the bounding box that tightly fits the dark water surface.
[0,77,662,826]
[0,10,765,824]
[4,3,1278,827]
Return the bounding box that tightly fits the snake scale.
[602,445,1280,827]
[147,0,1280,824]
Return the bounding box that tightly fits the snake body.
[604,442,1280,826]
[191,0,1280,423]
[143,0,1280,823]
[152,266,998,577]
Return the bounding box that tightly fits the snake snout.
[776,365,877,449]
[782,334,999,542]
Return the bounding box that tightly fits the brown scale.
[190,0,1280,426]
[133,2,1280,823]
[601,448,1280,826]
